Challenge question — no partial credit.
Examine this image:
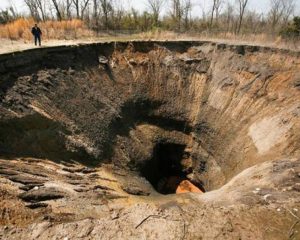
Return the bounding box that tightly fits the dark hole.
[140,143,204,194]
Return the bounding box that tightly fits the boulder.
[176,180,203,194]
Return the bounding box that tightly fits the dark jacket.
[31,27,42,37]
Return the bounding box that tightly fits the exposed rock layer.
[0,41,299,239]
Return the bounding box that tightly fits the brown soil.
[0,41,299,239]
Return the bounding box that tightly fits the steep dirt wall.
[0,41,299,190]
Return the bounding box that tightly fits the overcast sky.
[0,0,299,17]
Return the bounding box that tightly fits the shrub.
[280,17,300,39]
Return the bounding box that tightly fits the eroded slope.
[0,41,299,239]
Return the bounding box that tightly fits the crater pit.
[0,41,299,194]
[0,41,300,239]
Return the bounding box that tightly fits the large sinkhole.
[140,143,205,194]
[0,41,298,197]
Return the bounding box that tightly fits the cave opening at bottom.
[140,143,205,194]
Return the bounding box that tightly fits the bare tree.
[147,0,165,27]
[269,0,284,31]
[243,10,263,33]
[224,2,234,32]
[24,0,42,21]
[170,0,184,30]
[131,7,139,29]
[80,0,90,19]
[60,0,74,19]
[269,0,295,32]
[7,0,19,19]
[35,0,47,21]
[91,0,99,29]
[72,0,90,19]
[51,0,63,20]
[198,0,208,21]
[281,0,295,25]
[183,0,192,29]
[99,0,113,29]
[209,0,223,27]
[66,0,72,19]
[92,0,98,20]
[209,0,216,27]
[111,0,124,30]
[72,0,80,18]
[0,2,19,24]
[214,0,223,24]
[18,0,297,36]
[236,0,249,34]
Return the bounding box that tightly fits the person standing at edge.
[31,24,42,46]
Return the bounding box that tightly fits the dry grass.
[0,19,299,52]
[0,18,94,41]
[138,30,300,50]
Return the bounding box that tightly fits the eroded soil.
[0,41,300,239]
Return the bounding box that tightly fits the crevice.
[140,143,205,194]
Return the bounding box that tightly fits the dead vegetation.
[0,16,299,51]
[0,18,93,41]
[0,0,298,50]
[139,30,300,50]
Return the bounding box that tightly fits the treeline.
[0,0,299,37]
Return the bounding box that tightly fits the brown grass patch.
[0,19,299,51]
[138,30,300,51]
[0,18,94,41]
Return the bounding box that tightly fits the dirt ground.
[0,40,299,239]
[0,34,299,55]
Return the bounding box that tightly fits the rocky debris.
[103,192,128,200]
[92,184,126,199]
[176,180,203,194]
[19,170,48,178]
[88,173,100,180]
[196,60,211,73]
[62,167,83,173]
[180,56,203,64]
[65,174,84,181]
[8,175,46,185]
[293,183,300,192]
[0,168,19,176]
[19,187,66,202]
[66,180,87,185]
[73,187,88,193]
[62,167,97,174]
[93,185,115,192]
[162,55,176,66]
[96,176,118,183]
[19,184,44,191]
[294,78,300,88]
[98,56,108,65]
[178,55,211,73]
[117,170,154,196]
[26,202,48,209]
[128,58,137,65]
[156,176,181,194]
[81,168,97,174]
[121,185,151,196]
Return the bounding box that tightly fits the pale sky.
[0,0,300,17]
